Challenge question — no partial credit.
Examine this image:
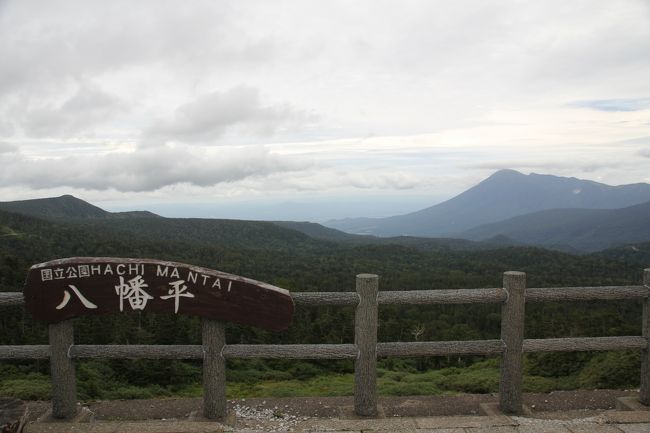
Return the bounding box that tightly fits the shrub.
[578,351,640,389]
[0,375,51,400]
[438,368,499,393]
[288,362,323,380]
[525,353,590,377]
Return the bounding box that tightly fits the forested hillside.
[0,206,647,400]
[462,200,650,252]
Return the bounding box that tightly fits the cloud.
[466,159,628,174]
[0,144,305,192]
[19,82,125,137]
[235,167,439,193]
[0,142,17,154]
[0,0,274,97]
[144,87,313,144]
[638,149,650,158]
[615,136,650,146]
[1,0,650,207]
[568,98,650,112]
[0,119,14,136]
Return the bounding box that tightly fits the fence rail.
[1,270,650,419]
[5,284,647,307]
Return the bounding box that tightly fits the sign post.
[24,257,294,331]
[23,257,295,419]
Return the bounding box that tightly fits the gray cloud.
[0,0,649,205]
[638,149,650,158]
[144,87,312,144]
[0,144,305,192]
[0,0,277,98]
[0,119,14,136]
[466,159,627,173]
[19,83,125,137]
[0,142,17,154]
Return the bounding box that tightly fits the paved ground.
[18,392,650,433]
[20,410,650,433]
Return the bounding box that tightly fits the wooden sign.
[23,257,294,331]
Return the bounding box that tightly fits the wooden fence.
[1,270,650,419]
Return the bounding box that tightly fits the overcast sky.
[1,0,649,220]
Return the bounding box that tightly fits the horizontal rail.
[0,345,50,359]
[0,292,23,306]
[0,344,358,360]
[526,286,648,302]
[523,336,647,352]
[72,344,358,360]
[291,292,358,306]
[223,344,357,359]
[377,340,504,357]
[293,289,509,306]
[71,345,203,359]
[2,286,648,310]
[378,288,506,305]
[4,336,647,360]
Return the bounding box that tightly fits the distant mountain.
[0,194,109,219]
[324,169,650,237]
[6,188,646,254]
[0,195,332,253]
[0,195,515,254]
[78,216,329,252]
[461,200,650,252]
[0,195,158,220]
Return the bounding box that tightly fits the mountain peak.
[0,194,109,219]
[489,169,525,178]
[0,195,162,220]
[325,171,650,237]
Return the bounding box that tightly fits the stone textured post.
[499,271,526,414]
[354,274,378,417]
[640,269,650,405]
[49,320,77,419]
[203,320,227,419]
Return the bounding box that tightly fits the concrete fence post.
[499,271,526,414]
[202,319,227,419]
[49,320,77,419]
[640,269,650,405]
[354,274,378,416]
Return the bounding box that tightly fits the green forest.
[1,207,649,401]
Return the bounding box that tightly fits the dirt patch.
[24,389,636,421]
[523,389,632,413]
